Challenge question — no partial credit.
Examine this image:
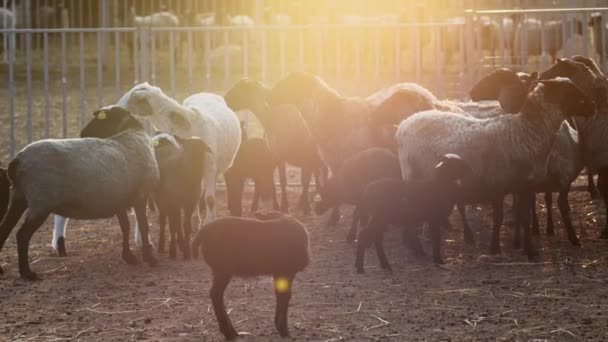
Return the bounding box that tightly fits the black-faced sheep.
[224,122,279,216]
[538,56,608,239]
[152,133,210,259]
[224,79,324,214]
[313,148,403,243]
[397,78,596,260]
[191,211,309,340]
[0,107,159,280]
[355,154,474,273]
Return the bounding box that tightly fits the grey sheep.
[0,107,159,280]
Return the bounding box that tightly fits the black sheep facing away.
[224,121,279,216]
[191,211,309,340]
[152,133,210,259]
[355,154,474,273]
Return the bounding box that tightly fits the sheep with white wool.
[127,6,180,63]
[397,78,596,260]
[191,211,309,340]
[0,107,159,280]
[52,82,241,255]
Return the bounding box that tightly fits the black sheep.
[152,133,210,259]
[314,147,402,242]
[191,211,309,340]
[0,167,8,222]
[224,123,279,216]
[355,154,474,273]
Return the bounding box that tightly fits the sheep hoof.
[143,251,158,266]
[56,237,68,257]
[20,270,41,281]
[122,251,139,265]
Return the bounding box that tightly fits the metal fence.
[2,6,608,162]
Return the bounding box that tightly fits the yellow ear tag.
[97,111,107,120]
[153,139,160,147]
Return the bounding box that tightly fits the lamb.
[537,56,608,238]
[396,78,596,260]
[0,107,159,280]
[151,133,210,259]
[0,166,8,222]
[52,82,241,255]
[224,121,279,216]
[355,154,474,273]
[127,6,180,62]
[224,78,325,213]
[191,211,309,340]
[313,148,405,243]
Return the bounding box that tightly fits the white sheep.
[52,82,241,255]
[128,7,180,62]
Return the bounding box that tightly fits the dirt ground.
[0,171,607,342]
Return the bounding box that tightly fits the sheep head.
[224,78,270,112]
[571,55,605,77]
[528,78,596,118]
[370,89,432,127]
[539,58,607,105]
[269,71,336,107]
[80,106,144,138]
[469,68,529,114]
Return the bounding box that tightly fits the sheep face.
[80,107,144,138]
[539,59,608,106]
[224,79,270,112]
[531,79,596,118]
[469,68,530,114]
[152,133,183,169]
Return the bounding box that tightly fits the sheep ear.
[168,111,191,131]
[434,161,444,169]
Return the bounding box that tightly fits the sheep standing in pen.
[0,107,159,280]
[127,6,180,63]
[224,121,279,216]
[537,56,608,239]
[191,211,309,340]
[224,78,325,214]
[0,167,8,222]
[397,78,596,260]
[52,82,241,255]
[355,154,474,273]
[151,133,210,259]
[313,148,404,243]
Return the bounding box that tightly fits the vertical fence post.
[43,32,50,139]
[8,30,14,157]
[170,30,176,96]
[602,10,607,73]
[582,11,589,58]
[97,30,103,107]
[465,10,475,91]
[205,29,211,90]
[61,31,68,138]
[150,30,157,85]
[541,14,547,72]
[261,27,267,83]
[79,31,86,128]
[280,27,286,78]
[223,29,229,90]
[25,32,32,144]
[243,27,249,78]
[115,30,121,101]
[395,24,401,82]
[498,16,505,67]
[188,30,193,93]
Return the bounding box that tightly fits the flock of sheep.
[0,53,607,339]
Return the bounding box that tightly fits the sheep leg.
[600,167,608,239]
[355,223,377,274]
[521,192,540,261]
[117,211,138,265]
[557,189,580,246]
[210,272,238,340]
[52,215,69,257]
[587,171,599,199]
[373,229,392,272]
[273,274,294,338]
[203,168,218,225]
[346,205,361,243]
[404,228,426,258]
[271,179,280,211]
[0,194,27,275]
[327,206,341,227]
[545,192,555,236]
[15,209,49,281]
[297,167,312,214]
[251,182,261,213]
[458,203,475,246]
[181,206,195,260]
[430,220,445,264]
[168,211,181,260]
[278,162,289,212]
[512,195,522,250]
[158,211,167,254]
[531,196,540,236]
[134,201,158,266]
[489,196,504,255]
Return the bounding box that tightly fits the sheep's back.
[184,93,241,174]
[12,133,157,218]
[200,217,310,276]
